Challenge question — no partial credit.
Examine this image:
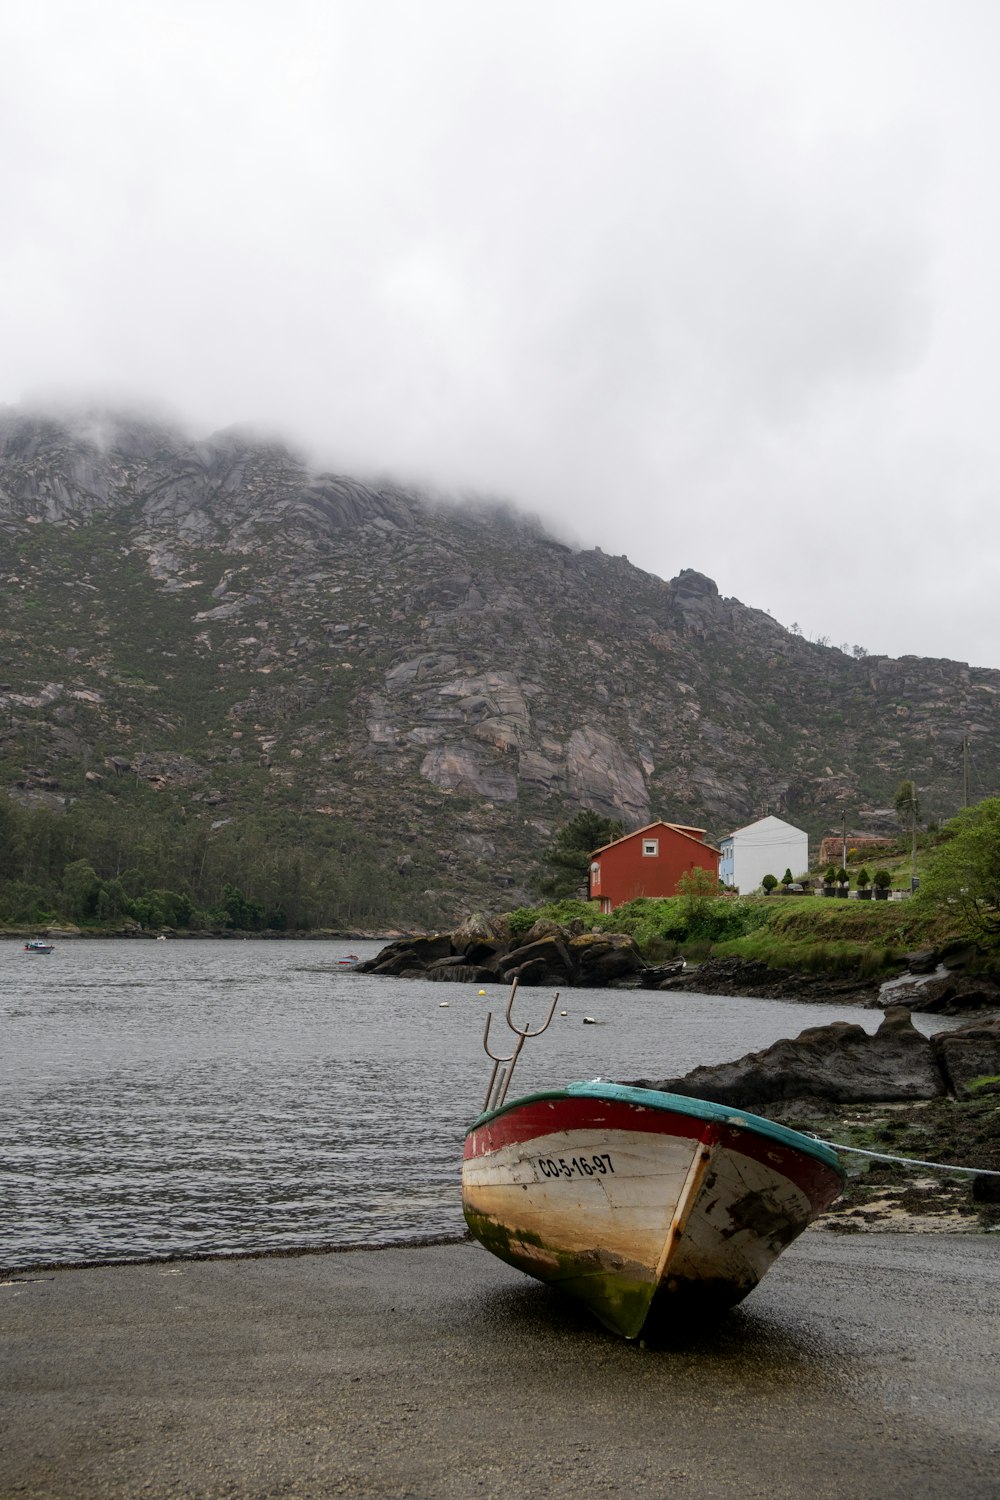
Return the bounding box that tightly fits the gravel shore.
[2,1233,999,1499]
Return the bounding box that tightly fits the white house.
[719,815,809,894]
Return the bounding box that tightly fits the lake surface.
[0,938,958,1270]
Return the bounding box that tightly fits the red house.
[588,820,721,913]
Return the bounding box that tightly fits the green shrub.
[532,898,598,929]
[591,894,770,952]
[508,906,541,938]
[593,897,688,947]
[507,899,599,938]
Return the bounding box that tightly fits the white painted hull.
[463,1083,845,1339]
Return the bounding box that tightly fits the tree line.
[0,788,431,932]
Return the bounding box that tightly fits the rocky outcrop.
[653,953,1000,1012]
[626,1007,1000,1109]
[628,1006,947,1107]
[418,743,519,802]
[932,1017,1000,1098]
[564,728,650,828]
[364,933,455,978]
[876,970,1000,1016]
[656,956,884,1005]
[357,919,646,988]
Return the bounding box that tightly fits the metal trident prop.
[481,976,559,1113]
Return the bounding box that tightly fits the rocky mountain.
[0,406,995,923]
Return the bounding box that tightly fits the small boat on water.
[335,953,360,969]
[23,939,55,953]
[461,984,845,1340]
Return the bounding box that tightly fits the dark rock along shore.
[627,1005,1000,1232]
[355,914,652,989]
[359,918,1000,1015]
[629,1005,1000,1109]
[661,951,1000,1016]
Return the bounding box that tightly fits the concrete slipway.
[1,1232,998,1499]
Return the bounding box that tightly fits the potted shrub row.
[778,867,894,899]
[761,870,807,896]
[819,866,893,898]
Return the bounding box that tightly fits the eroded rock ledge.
[622,1008,1000,1228]
[656,955,884,1006]
[359,923,1000,1009]
[657,953,1000,1014]
[356,915,654,989]
[625,1006,1000,1108]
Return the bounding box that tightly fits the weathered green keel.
[463,1206,657,1339]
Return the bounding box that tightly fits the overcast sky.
[3,2,998,665]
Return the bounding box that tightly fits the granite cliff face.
[1,407,996,922]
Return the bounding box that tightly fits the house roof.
[723,814,808,840]
[590,819,721,858]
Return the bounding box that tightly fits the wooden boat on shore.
[461,985,845,1340]
[23,939,55,953]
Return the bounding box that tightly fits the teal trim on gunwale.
[468,1080,845,1180]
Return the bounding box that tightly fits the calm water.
[0,939,957,1270]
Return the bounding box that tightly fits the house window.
[642,838,659,857]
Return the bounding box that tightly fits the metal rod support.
[481,977,559,1113]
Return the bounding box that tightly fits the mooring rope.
[807,1137,1000,1177]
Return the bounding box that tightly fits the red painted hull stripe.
[464,1095,841,1214]
[465,1096,705,1153]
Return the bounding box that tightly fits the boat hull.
[462,1082,845,1339]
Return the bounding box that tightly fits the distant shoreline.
[0,929,405,942]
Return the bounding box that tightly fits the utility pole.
[911,773,918,893]
[841,813,847,871]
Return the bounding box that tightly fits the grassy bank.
[710,896,969,977]
[509,892,972,979]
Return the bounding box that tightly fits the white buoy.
[583,1015,597,1024]
[439,1001,449,1007]
[560,1010,568,1017]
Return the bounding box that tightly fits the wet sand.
[2,1231,999,1499]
